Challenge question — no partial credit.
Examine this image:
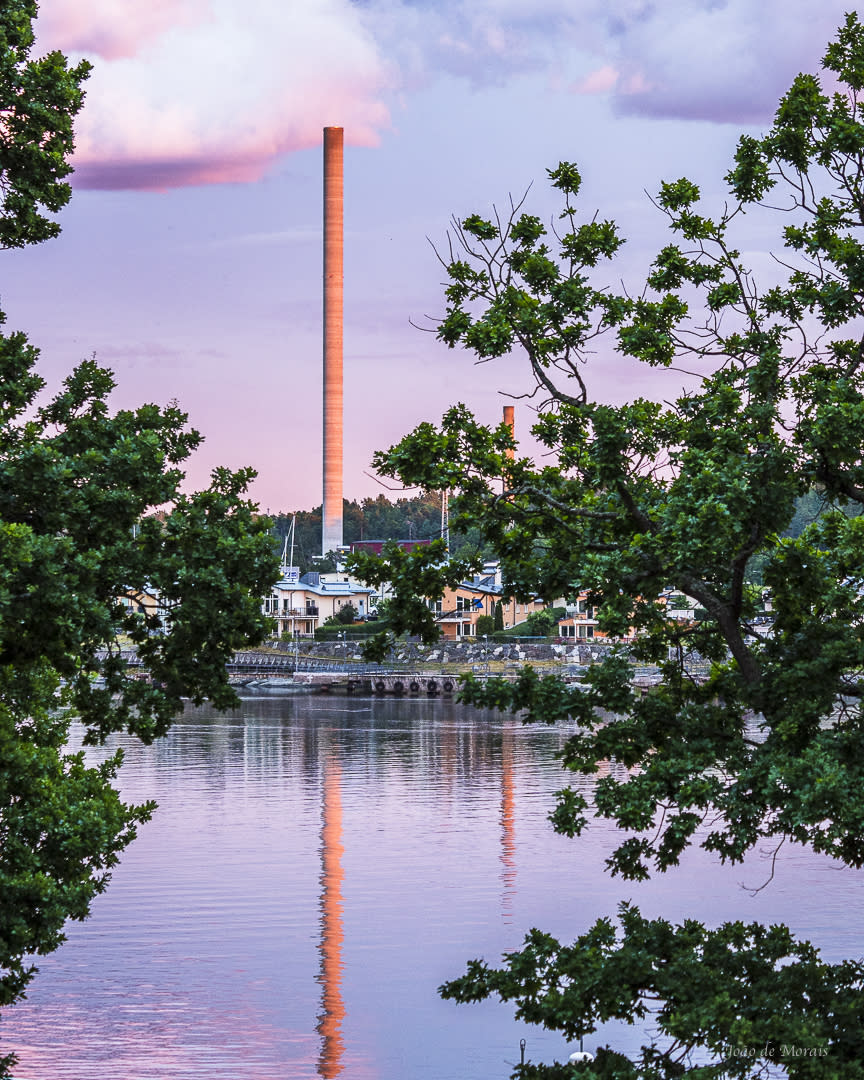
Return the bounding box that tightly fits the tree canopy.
[360,14,864,1078]
[0,4,277,1066]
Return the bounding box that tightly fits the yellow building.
[430,581,549,638]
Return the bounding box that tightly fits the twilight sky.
[7,0,856,512]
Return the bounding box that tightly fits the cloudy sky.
[8,0,855,512]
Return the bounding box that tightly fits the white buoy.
[568,1050,595,1064]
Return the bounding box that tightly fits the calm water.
[2,695,862,1078]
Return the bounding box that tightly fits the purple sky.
[9,0,854,512]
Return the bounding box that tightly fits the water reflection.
[499,725,516,924]
[317,753,346,1078]
[0,696,861,1079]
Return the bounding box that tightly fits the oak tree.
[0,3,277,1066]
[360,15,864,1078]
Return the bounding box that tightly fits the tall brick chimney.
[322,126,344,557]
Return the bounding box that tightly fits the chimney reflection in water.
[316,754,346,1077]
[499,725,517,923]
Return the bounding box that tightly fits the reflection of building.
[317,755,345,1078]
[499,725,516,923]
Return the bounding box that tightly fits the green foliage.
[334,602,359,625]
[0,0,90,248]
[522,606,566,637]
[494,599,505,632]
[313,619,387,642]
[475,614,495,636]
[0,4,279,1063]
[441,904,864,1078]
[0,340,278,1026]
[0,669,153,1013]
[346,539,479,661]
[361,18,864,1077]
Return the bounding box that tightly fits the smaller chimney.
[502,405,515,495]
[503,406,515,461]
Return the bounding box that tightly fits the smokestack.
[503,406,515,460]
[322,126,344,557]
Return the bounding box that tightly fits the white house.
[262,568,375,638]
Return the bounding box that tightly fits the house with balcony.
[262,567,375,638]
[558,589,699,642]
[557,594,602,640]
[429,571,550,638]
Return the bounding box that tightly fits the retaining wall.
[271,638,614,665]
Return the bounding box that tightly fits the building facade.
[262,570,374,638]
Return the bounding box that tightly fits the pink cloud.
[571,65,619,95]
[72,108,387,192]
[38,0,861,194]
[618,70,652,97]
[45,0,392,191]
[35,0,211,61]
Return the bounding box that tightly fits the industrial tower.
[322,126,344,558]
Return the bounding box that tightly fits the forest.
[270,491,487,571]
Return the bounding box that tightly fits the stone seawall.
[271,638,614,665]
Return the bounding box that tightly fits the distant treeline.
[271,489,855,578]
[743,488,862,583]
[271,492,489,571]
[784,487,862,538]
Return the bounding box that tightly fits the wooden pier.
[289,671,465,695]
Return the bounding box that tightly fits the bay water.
[2,695,861,1078]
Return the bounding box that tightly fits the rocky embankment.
[270,638,613,666]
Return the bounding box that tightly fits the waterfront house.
[429,574,550,638]
[262,568,375,638]
[558,594,602,640]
